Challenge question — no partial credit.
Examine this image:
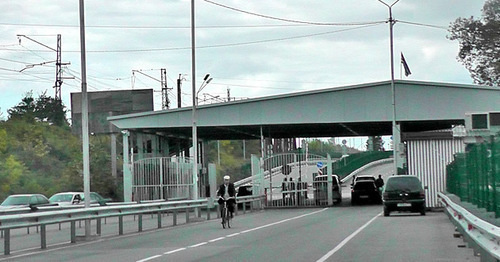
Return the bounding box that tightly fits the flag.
[401,52,411,77]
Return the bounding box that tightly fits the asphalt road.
[0,163,479,261]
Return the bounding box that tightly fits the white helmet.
[223,175,230,180]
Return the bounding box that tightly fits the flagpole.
[400,57,402,79]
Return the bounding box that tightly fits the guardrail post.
[197,207,201,218]
[157,211,162,228]
[185,208,189,223]
[207,206,211,220]
[70,221,76,243]
[97,218,102,235]
[40,225,47,249]
[138,214,143,232]
[118,216,124,235]
[243,201,246,214]
[216,205,220,218]
[4,229,10,255]
[173,210,177,226]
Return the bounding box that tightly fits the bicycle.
[219,197,234,229]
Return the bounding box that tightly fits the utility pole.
[54,34,70,101]
[379,0,400,176]
[160,68,169,109]
[131,69,170,110]
[17,34,70,100]
[177,74,183,108]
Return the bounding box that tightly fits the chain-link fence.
[447,135,500,217]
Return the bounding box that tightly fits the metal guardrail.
[438,192,500,260]
[0,199,174,217]
[0,196,265,256]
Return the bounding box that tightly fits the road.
[0,162,479,261]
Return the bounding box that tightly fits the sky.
[0,0,486,125]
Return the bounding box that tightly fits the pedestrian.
[375,174,384,189]
[282,177,288,205]
[289,177,295,205]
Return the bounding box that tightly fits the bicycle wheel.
[226,207,231,228]
[221,206,226,229]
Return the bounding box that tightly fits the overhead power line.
[0,23,382,53]
[397,20,448,30]
[204,0,385,26]
[0,21,312,29]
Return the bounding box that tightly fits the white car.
[49,192,111,206]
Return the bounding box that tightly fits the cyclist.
[217,175,236,220]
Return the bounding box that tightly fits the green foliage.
[7,91,69,127]
[448,0,500,86]
[204,140,261,184]
[307,139,343,158]
[0,93,119,201]
[366,136,384,151]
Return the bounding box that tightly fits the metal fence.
[133,157,194,201]
[446,135,500,217]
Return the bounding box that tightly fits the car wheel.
[420,207,426,216]
[384,207,390,217]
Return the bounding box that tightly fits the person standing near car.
[375,174,384,189]
[217,175,236,218]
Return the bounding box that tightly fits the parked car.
[49,192,83,206]
[236,185,253,197]
[0,194,51,209]
[313,175,342,205]
[382,175,426,216]
[236,185,253,209]
[351,181,381,205]
[49,192,111,206]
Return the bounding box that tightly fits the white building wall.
[407,139,464,207]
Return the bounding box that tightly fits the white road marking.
[316,212,382,262]
[164,248,186,255]
[226,233,240,237]
[189,242,208,248]
[136,255,162,262]
[208,237,226,242]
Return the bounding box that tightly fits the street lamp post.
[378,0,400,176]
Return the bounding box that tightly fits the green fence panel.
[446,135,500,218]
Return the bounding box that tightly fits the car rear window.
[354,182,375,190]
[385,176,422,192]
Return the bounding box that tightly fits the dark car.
[351,181,381,205]
[236,185,252,197]
[382,176,426,216]
[236,185,253,209]
[0,194,51,210]
[313,175,342,205]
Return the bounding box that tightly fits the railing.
[438,192,500,260]
[0,196,265,256]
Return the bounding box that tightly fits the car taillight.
[420,191,425,198]
[383,192,388,199]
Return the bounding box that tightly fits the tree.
[448,0,500,86]
[7,91,69,127]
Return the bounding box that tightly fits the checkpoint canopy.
[108,80,500,140]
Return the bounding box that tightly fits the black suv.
[382,176,426,216]
[351,181,381,205]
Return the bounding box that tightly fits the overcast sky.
[0,0,486,120]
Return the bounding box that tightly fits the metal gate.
[258,153,337,207]
[132,157,194,201]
